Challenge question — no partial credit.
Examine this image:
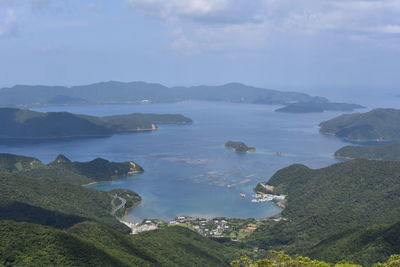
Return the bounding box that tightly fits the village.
[120,184,287,239]
[122,215,285,241]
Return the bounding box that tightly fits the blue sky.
[1,0,400,93]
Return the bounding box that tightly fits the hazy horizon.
[1,0,400,93]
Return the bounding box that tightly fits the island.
[319,108,400,141]
[0,107,192,139]
[225,141,256,153]
[275,101,365,113]
[334,142,400,161]
[0,81,361,110]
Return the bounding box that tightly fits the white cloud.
[0,9,17,37]
[128,0,400,52]
[127,0,263,24]
[370,25,400,34]
[127,0,227,18]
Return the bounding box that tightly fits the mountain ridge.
[0,81,362,112]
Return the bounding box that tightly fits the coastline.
[334,155,357,160]
[81,172,144,187]
[254,183,287,211]
[0,128,159,140]
[119,199,142,221]
[319,131,393,142]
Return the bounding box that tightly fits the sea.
[0,92,398,223]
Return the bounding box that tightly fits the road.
[111,196,127,216]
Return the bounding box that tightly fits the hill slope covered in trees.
[0,107,192,139]
[250,159,400,265]
[335,142,400,161]
[0,220,239,267]
[319,108,400,141]
[0,172,135,232]
[0,153,144,185]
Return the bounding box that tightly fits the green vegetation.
[0,107,192,139]
[0,153,144,185]
[275,102,364,113]
[0,108,111,139]
[0,220,242,267]
[335,142,400,161]
[174,217,259,240]
[0,151,248,266]
[0,153,43,172]
[0,81,345,107]
[0,172,131,232]
[231,252,400,267]
[231,251,362,267]
[249,159,400,265]
[319,108,400,141]
[376,255,400,267]
[307,222,400,265]
[47,154,144,184]
[0,153,144,232]
[82,113,193,129]
[225,141,256,153]
[1,153,400,265]
[108,189,142,218]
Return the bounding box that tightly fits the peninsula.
[0,153,144,185]
[319,108,400,141]
[0,107,192,139]
[275,101,364,113]
[250,159,400,266]
[335,142,400,161]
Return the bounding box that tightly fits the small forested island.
[335,142,400,161]
[275,101,365,113]
[319,108,400,141]
[0,107,192,139]
[225,141,256,153]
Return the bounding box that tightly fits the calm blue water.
[0,101,367,222]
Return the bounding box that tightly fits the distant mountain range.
[319,108,400,141]
[0,107,192,139]
[0,81,363,113]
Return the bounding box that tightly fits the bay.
[0,101,349,222]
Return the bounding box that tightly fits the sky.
[1,0,400,94]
